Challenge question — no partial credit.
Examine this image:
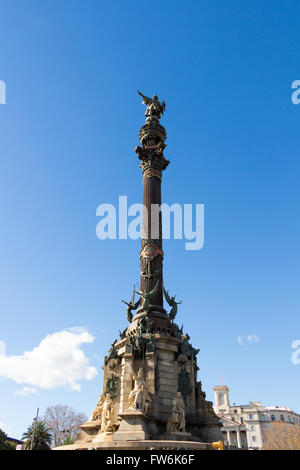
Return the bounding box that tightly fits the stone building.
[213,385,300,449]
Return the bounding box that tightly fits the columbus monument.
[56,92,222,450]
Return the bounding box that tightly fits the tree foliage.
[0,429,11,450]
[62,433,76,446]
[43,404,87,447]
[263,422,300,450]
[22,420,52,450]
[0,429,22,450]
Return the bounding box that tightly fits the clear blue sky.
[0,0,299,439]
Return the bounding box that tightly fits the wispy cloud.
[14,387,38,397]
[247,334,260,343]
[237,334,260,347]
[0,329,98,392]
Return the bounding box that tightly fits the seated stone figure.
[91,393,104,422]
[167,392,186,433]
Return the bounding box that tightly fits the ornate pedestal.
[76,421,101,443]
[114,410,150,441]
[67,324,222,451]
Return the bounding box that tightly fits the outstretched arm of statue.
[137,90,151,104]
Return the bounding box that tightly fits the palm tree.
[22,420,52,450]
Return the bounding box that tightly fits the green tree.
[0,429,11,450]
[61,433,75,446]
[22,420,52,450]
[0,429,23,450]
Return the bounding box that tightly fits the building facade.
[213,385,300,450]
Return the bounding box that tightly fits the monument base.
[162,431,193,441]
[76,420,101,443]
[54,439,216,451]
[113,410,150,441]
[92,431,114,443]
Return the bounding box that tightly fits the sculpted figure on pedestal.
[101,395,114,432]
[91,393,104,422]
[135,279,159,313]
[137,90,166,121]
[167,392,186,433]
[163,286,182,321]
[122,286,140,323]
[128,365,151,414]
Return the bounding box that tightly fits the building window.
[280,415,284,422]
[288,416,291,422]
[240,417,244,424]
[218,393,225,405]
[234,409,238,414]
[261,414,266,421]
[271,415,275,421]
[252,436,257,442]
[250,425,255,431]
[249,414,253,420]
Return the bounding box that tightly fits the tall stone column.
[226,430,232,446]
[237,429,242,448]
[135,93,169,316]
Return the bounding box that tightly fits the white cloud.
[14,387,38,397]
[247,334,259,343]
[0,329,98,392]
[237,334,260,346]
